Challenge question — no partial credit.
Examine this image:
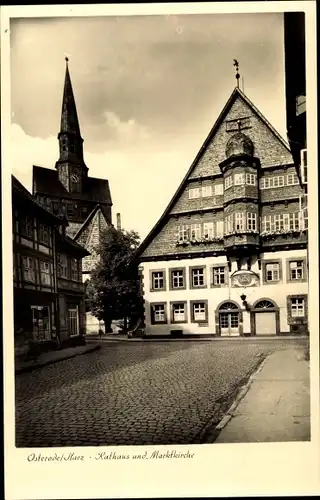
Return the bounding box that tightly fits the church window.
[234,173,245,185]
[201,185,212,197]
[214,183,224,195]
[189,187,200,199]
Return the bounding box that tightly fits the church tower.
[55,58,88,194]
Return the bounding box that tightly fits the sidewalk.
[87,334,308,342]
[15,343,101,375]
[214,346,310,442]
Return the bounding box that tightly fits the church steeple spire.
[56,58,88,193]
[60,57,81,136]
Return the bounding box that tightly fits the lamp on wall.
[240,293,251,311]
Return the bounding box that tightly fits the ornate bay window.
[224,212,258,235]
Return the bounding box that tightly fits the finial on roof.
[65,56,69,63]
[233,59,240,88]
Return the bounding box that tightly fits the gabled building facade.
[12,176,90,357]
[135,87,308,338]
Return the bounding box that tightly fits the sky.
[10,12,287,240]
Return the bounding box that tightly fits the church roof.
[60,59,82,137]
[12,175,63,225]
[32,165,112,205]
[134,86,294,261]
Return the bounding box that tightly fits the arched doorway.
[218,301,241,337]
[251,299,280,336]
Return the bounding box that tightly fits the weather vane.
[233,59,240,88]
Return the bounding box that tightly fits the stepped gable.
[134,87,294,261]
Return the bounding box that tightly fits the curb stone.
[199,352,271,443]
[15,344,102,375]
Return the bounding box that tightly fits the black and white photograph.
[2,2,319,499]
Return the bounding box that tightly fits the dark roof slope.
[33,165,112,205]
[12,175,63,225]
[57,231,90,257]
[134,87,293,261]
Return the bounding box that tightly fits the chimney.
[116,213,121,231]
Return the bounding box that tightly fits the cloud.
[10,122,192,241]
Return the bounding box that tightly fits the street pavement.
[15,338,308,447]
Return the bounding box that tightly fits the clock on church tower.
[70,168,81,193]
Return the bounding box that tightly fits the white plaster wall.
[141,249,308,336]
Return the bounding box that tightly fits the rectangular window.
[225,176,233,190]
[234,173,245,185]
[247,213,257,231]
[189,187,200,199]
[300,149,307,184]
[172,303,186,323]
[296,94,306,116]
[291,298,305,317]
[201,185,212,197]
[274,214,281,231]
[289,261,304,280]
[260,176,284,189]
[262,215,272,232]
[57,253,68,278]
[214,183,224,196]
[39,223,50,245]
[39,260,51,286]
[176,225,189,242]
[151,303,167,324]
[68,307,79,336]
[289,213,300,230]
[71,258,78,281]
[171,269,185,289]
[287,173,299,186]
[21,215,34,239]
[235,212,245,231]
[22,256,36,283]
[191,268,205,288]
[265,262,280,282]
[203,222,214,239]
[216,220,224,236]
[246,173,256,185]
[190,224,201,240]
[225,214,234,234]
[152,271,165,290]
[192,302,207,322]
[212,267,225,285]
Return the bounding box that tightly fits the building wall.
[141,249,308,336]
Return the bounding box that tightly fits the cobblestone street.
[15,338,306,447]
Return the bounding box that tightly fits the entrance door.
[31,305,51,341]
[220,312,240,336]
[68,307,79,336]
[255,312,276,335]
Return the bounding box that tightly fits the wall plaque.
[231,270,260,288]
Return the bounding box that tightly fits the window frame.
[262,259,282,284]
[150,269,166,292]
[170,301,188,324]
[286,258,307,283]
[169,267,186,291]
[190,300,209,324]
[211,265,228,287]
[39,260,52,286]
[150,302,167,325]
[189,266,207,289]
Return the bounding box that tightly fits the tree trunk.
[103,314,113,334]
